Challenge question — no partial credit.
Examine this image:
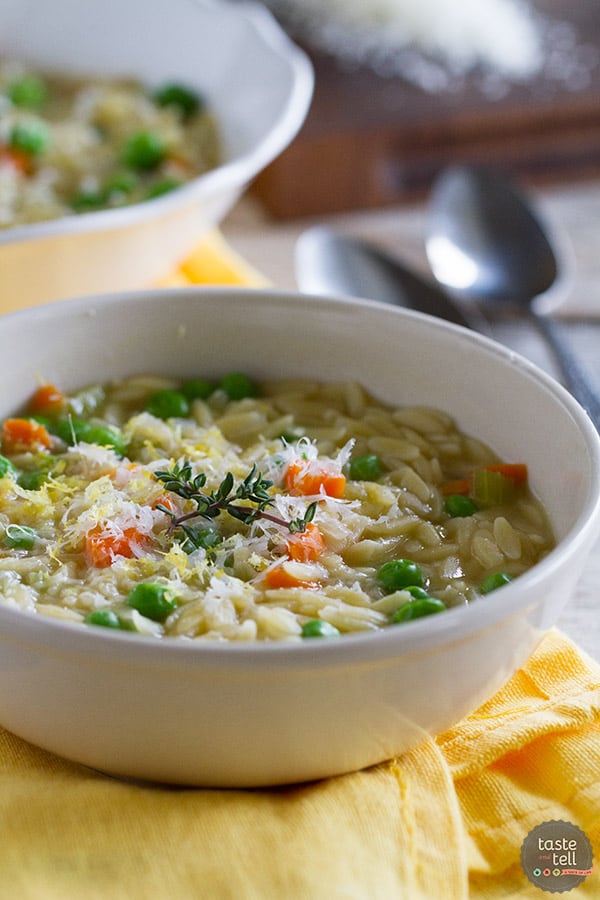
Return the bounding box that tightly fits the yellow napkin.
[0,629,598,899]
[156,229,269,289]
[0,235,599,899]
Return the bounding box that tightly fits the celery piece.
[471,468,516,507]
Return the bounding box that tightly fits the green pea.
[301,619,341,639]
[9,120,49,155]
[0,455,16,478]
[181,378,214,401]
[56,417,85,444]
[480,572,512,595]
[74,174,137,211]
[3,524,37,549]
[153,83,202,118]
[17,470,48,490]
[71,189,106,212]
[377,559,424,593]
[104,171,138,199]
[127,582,177,622]
[28,414,53,429]
[8,74,47,108]
[349,453,383,481]
[392,597,446,623]
[405,586,429,600]
[122,130,166,170]
[83,424,127,455]
[146,177,182,199]
[145,390,190,419]
[56,418,126,455]
[71,419,98,444]
[219,373,256,400]
[444,494,479,518]
[84,609,123,629]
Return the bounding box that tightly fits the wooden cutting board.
[251,1,600,218]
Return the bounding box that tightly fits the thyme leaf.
[154,462,317,548]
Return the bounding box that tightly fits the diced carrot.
[29,383,67,415]
[284,459,346,498]
[85,525,149,568]
[2,418,51,453]
[152,492,176,512]
[0,146,31,174]
[286,523,325,562]
[263,560,320,590]
[440,478,471,496]
[479,464,528,483]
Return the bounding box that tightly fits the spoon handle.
[531,311,600,429]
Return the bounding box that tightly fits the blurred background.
[219,0,600,659]
[247,0,600,218]
[223,0,600,324]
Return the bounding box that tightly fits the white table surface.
[222,179,600,661]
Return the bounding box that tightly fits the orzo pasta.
[0,375,554,641]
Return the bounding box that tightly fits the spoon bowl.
[426,165,600,428]
[426,166,562,306]
[295,225,486,331]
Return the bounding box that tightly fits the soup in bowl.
[0,287,597,786]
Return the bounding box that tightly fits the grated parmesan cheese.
[264,0,599,98]
[265,0,543,81]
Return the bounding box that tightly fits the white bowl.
[0,0,313,309]
[0,287,598,787]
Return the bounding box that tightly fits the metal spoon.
[425,164,600,426]
[295,225,487,331]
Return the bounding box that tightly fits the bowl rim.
[0,1,314,247]
[0,286,599,666]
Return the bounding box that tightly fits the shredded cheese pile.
[265,0,544,86]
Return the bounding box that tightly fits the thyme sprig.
[154,462,316,548]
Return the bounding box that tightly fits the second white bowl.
[0,0,313,309]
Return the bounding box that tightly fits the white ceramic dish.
[0,287,598,788]
[0,0,313,309]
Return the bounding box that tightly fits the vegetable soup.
[0,375,554,641]
[0,61,220,227]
